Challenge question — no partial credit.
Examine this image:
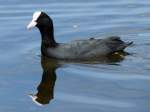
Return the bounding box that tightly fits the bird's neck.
[38,26,57,48]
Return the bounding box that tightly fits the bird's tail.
[116,41,133,51]
[126,41,133,46]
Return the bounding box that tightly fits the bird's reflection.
[29,51,129,106]
[29,56,59,106]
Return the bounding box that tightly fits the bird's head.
[27,11,53,30]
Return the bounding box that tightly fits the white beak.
[27,20,37,30]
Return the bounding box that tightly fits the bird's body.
[27,11,132,60]
[45,36,132,60]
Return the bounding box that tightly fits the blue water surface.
[0,0,150,112]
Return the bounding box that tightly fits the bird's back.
[47,36,132,60]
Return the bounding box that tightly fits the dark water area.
[1,0,150,112]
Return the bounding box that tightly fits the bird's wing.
[47,37,132,59]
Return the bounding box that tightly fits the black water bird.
[27,11,133,60]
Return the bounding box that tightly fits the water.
[1,0,150,112]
